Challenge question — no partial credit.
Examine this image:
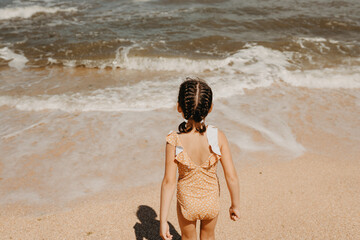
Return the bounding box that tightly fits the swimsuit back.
[166,125,221,221]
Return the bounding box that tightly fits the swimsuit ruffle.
[166,129,220,168]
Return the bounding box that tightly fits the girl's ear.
[177,102,183,113]
[208,103,214,113]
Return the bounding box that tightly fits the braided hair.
[178,77,213,134]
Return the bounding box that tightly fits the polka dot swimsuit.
[166,125,221,221]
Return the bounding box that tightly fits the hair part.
[178,77,213,134]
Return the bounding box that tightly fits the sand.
[1,84,359,239]
[1,150,359,239]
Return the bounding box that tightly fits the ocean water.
[0,0,359,204]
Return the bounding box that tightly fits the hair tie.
[200,119,204,124]
[184,119,188,123]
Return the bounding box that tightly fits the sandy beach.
[1,0,360,238]
[1,152,359,239]
[1,88,360,239]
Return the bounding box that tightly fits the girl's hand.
[160,221,173,240]
[229,206,240,221]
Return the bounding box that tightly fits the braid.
[177,77,213,134]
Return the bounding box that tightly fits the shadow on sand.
[134,205,181,240]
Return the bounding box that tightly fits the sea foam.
[0,6,77,20]
[0,44,359,112]
[0,47,28,70]
[0,79,180,112]
[111,44,360,90]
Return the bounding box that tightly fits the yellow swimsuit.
[166,125,221,221]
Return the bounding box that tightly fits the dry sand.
[1,151,359,239]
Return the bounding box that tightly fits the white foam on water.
[111,44,360,91]
[0,44,359,112]
[218,101,306,157]
[63,60,77,67]
[111,44,290,74]
[111,46,225,72]
[0,47,28,70]
[0,79,180,112]
[0,45,289,112]
[296,37,328,43]
[0,5,77,20]
[47,57,57,64]
[206,44,291,97]
[280,67,360,88]
[294,36,356,56]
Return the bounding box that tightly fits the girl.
[160,77,240,240]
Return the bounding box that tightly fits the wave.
[1,35,358,71]
[0,47,28,70]
[0,80,179,112]
[0,5,77,20]
[280,67,360,89]
[64,43,290,73]
[78,43,360,89]
[247,16,360,33]
[0,44,359,112]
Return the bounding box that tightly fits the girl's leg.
[177,203,197,240]
[199,215,218,240]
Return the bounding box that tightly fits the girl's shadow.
[134,205,181,240]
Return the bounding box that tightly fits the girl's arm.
[160,142,177,239]
[218,130,240,221]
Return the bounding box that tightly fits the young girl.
[160,77,240,240]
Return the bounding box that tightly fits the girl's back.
[177,130,212,167]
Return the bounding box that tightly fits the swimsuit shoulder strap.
[206,125,221,156]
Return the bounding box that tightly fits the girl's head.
[177,77,213,134]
